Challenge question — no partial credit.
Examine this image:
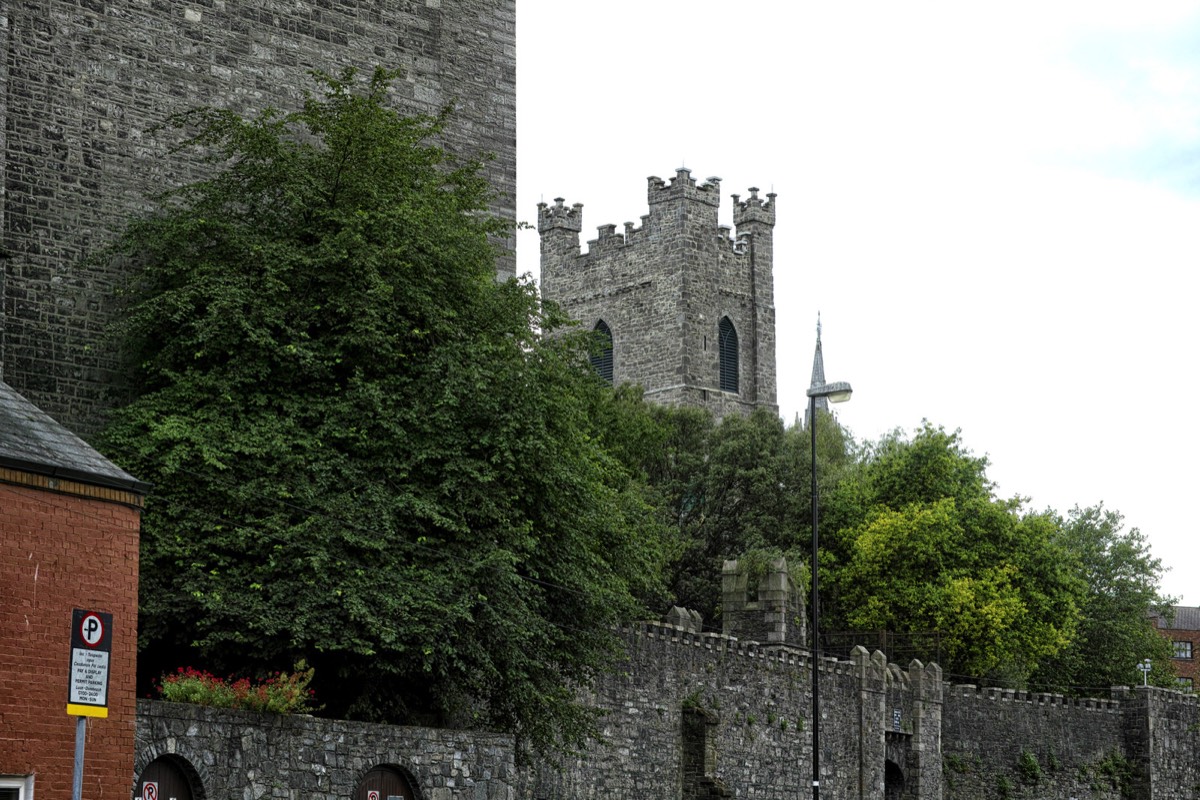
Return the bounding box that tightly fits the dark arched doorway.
[353,764,420,800]
[884,759,904,800]
[134,755,203,800]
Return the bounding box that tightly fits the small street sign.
[67,608,113,718]
[142,781,159,800]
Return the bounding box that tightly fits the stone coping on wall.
[943,682,1199,710]
[630,620,917,682]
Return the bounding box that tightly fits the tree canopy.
[1029,505,1176,691]
[99,68,667,755]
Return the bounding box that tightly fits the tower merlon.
[647,167,721,208]
[732,187,776,228]
[537,197,584,233]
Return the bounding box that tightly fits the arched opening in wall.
[354,764,421,800]
[884,759,904,800]
[718,317,738,393]
[134,755,204,800]
[590,320,614,384]
[681,706,731,798]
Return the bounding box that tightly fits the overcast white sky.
[515,1,1199,605]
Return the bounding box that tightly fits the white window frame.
[1173,640,1193,659]
[0,775,34,800]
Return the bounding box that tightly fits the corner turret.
[645,168,722,232]
[732,186,777,230]
[538,198,584,296]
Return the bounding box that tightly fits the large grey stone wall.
[940,683,1200,800]
[136,699,517,800]
[538,168,777,419]
[133,629,1200,800]
[526,623,942,800]
[1,0,516,435]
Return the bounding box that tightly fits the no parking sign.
[142,782,159,800]
[66,609,113,718]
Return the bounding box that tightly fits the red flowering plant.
[155,660,318,715]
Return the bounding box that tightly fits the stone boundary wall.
[133,628,1200,800]
[941,682,1200,800]
[135,699,517,800]
[1142,689,1200,798]
[527,622,942,799]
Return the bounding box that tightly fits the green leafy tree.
[605,404,854,625]
[826,425,1083,683]
[1030,505,1175,692]
[98,68,666,756]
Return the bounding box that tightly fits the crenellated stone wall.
[130,626,1200,800]
[135,699,518,800]
[127,561,1200,799]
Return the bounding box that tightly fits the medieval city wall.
[128,624,1200,800]
[526,623,942,800]
[941,683,1200,800]
[1,1,516,435]
[135,699,518,800]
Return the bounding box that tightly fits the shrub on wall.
[156,661,317,714]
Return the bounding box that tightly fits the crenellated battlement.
[539,169,773,262]
[732,186,777,228]
[647,167,722,208]
[537,197,584,233]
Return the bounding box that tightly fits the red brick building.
[0,380,146,799]
[1154,606,1200,691]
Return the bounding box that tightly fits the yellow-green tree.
[827,425,1084,684]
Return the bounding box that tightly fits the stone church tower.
[538,168,777,417]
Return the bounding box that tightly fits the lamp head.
[807,381,853,403]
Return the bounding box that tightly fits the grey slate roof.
[1160,606,1200,631]
[0,379,148,493]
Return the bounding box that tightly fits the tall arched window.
[718,317,738,393]
[591,320,614,384]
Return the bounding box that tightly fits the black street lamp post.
[807,380,852,800]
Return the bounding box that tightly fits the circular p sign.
[79,613,105,647]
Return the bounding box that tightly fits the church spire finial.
[806,314,829,427]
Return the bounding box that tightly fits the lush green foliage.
[594,402,854,624]
[156,663,317,714]
[823,425,1085,683]
[1029,505,1175,691]
[100,68,666,755]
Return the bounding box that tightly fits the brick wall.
[1161,626,1200,688]
[0,482,140,800]
[1,0,516,436]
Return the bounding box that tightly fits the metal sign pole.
[72,715,86,800]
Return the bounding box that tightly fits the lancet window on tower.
[718,317,738,393]
[591,320,614,384]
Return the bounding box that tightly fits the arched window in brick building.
[718,317,738,393]
[591,320,614,384]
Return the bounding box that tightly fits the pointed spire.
[806,313,828,427]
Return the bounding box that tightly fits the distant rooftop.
[1156,606,1200,631]
[0,379,148,494]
